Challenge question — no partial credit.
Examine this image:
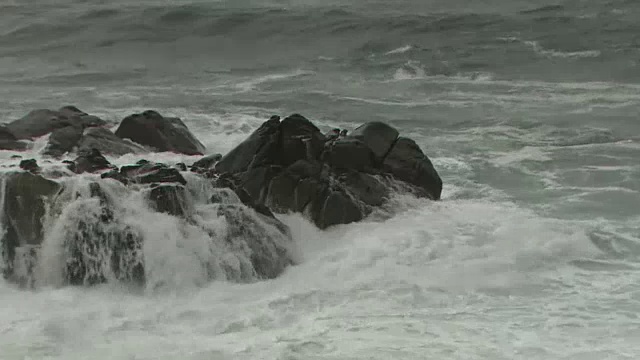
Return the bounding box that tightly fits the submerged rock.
[55,182,145,286]
[214,203,293,280]
[148,184,190,217]
[103,161,187,186]
[19,159,39,173]
[1,172,61,281]
[115,110,206,155]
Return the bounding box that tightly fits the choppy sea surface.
[1,0,640,359]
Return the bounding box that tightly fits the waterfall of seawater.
[2,172,297,292]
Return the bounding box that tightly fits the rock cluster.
[0,107,442,288]
[212,114,442,228]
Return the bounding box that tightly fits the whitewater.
[2,0,640,359]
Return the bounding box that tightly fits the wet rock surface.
[214,113,442,228]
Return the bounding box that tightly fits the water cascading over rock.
[1,171,296,289]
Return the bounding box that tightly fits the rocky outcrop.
[6,106,107,140]
[213,114,442,229]
[0,107,442,289]
[5,107,203,158]
[115,110,206,155]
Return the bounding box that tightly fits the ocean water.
[1,0,640,359]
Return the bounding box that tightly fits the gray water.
[1,1,640,359]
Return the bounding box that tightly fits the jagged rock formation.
[211,114,442,229]
[0,108,441,288]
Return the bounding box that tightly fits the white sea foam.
[391,61,494,82]
[3,192,634,359]
[385,45,413,55]
[232,69,314,93]
[524,40,601,59]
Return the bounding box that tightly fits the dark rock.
[383,137,442,200]
[6,109,71,139]
[72,148,115,174]
[58,105,108,128]
[43,125,83,157]
[77,127,148,156]
[316,190,363,228]
[0,125,17,142]
[215,115,281,174]
[213,173,274,218]
[175,163,187,172]
[263,162,366,229]
[100,169,128,184]
[0,125,28,151]
[237,165,282,203]
[19,159,39,173]
[265,172,297,213]
[130,164,187,186]
[350,121,399,161]
[10,155,22,159]
[105,162,187,186]
[279,114,326,165]
[148,184,190,217]
[6,107,107,140]
[191,153,222,170]
[213,115,442,229]
[115,110,206,155]
[322,137,375,171]
[1,172,61,280]
[339,171,388,207]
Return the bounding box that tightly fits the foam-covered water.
[2,0,640,358]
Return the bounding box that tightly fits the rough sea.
[1,0,640,359]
